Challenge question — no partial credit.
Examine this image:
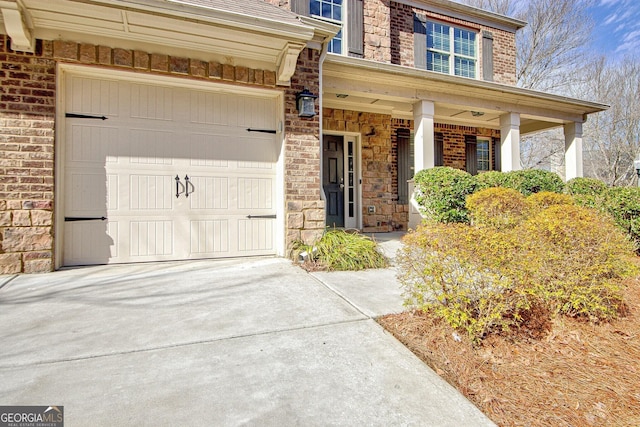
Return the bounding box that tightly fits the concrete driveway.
[0,256,495,426]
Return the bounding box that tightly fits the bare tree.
[579,57,640,186]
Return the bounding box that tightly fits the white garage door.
[62,73,278,266]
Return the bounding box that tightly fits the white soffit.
[10,0,319,73]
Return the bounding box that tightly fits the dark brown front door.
[323,135,344,228]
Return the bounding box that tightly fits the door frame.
[55,63,286,269]
[321,131,362,230]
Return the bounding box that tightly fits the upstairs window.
[311,0,344,54]
[426,22,477,78]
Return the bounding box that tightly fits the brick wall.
[0,36,55,274]
[284,48,325,247]
[387,1,517,85]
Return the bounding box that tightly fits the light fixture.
[296,88,317,118]
[634,159,640,186]
[336,93,349,98]
[470,111,485,117]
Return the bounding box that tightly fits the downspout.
[318,41,329,207]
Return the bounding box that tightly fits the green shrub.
[565,177,608,209]
[291,229,388,271]
[502,169,565,196]
[565,177,608,196]
[466,187,528,229]
[475,171,509,189]
[526,191,574,212]
[413,167,479,223]
[602,187,640,251]
[397,203,637,342]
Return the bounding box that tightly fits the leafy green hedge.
[413,167,479,223]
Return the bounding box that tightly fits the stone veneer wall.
[284,49,325,249]
[0,33,323,273]
[388,1,517,85]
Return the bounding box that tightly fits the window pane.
[427,22,450,52]
[428,52,450,74]
[477,140,490,171]
[310,0,320,16]
[455,57,476,78]
[454,29,475,57]
[329,29,343,54]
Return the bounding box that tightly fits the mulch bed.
[378,276,640,426]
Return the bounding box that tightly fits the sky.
[588,0,640,59]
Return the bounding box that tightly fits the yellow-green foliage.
[466,187,528,229]
[398,203,637,343]
[398,223,531,343]
[526,191,574,212]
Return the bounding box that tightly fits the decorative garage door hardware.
[175,175,195,198]
[65,113,108,120]
[246,215,277,219]
[246,128,276,134]
[65,216,107,222]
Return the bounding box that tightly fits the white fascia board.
[75,0,316,41]
[324,55,609,116]
[396,0,526,33]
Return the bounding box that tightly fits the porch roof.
[322,54,609,135]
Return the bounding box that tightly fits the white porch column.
[500,113,521,172]
[564,122,583,180]
[413,100,435,172]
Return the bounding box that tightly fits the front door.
[323,135,344,228]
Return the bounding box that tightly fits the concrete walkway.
[0,245,495,426]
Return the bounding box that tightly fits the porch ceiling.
[322,54,608,135]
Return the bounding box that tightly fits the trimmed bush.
[502,169,565,196]
[466,187,528,229]
[475,171,509,189]
[526,191,574,212]
[566,177,608,209]
[413,167,479,223]
[398,203,637,342]
[292,229,388,271]
[602,187,640,251]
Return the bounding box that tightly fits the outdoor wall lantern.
[296,88,317,118]
[634,159,640,186]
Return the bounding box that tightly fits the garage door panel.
[238,219,274,252]
[188,176,229,210]
[63,73,277,266]
[67,76,120,117]
[130,83,174,121]
[129,220,174,257]
[190,219,229,254]
[129,174,174,210]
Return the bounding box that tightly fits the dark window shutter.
[348,0,364,57]
[435,132,444,166]
[397,129,412,204]
[291,0,309,16]
[482,31,494,82]
[465,135,478,175]
[492,137,501,171]
[414,13,427,70]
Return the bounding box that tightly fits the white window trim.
[310,0,346,55]
[427,20,478,78]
